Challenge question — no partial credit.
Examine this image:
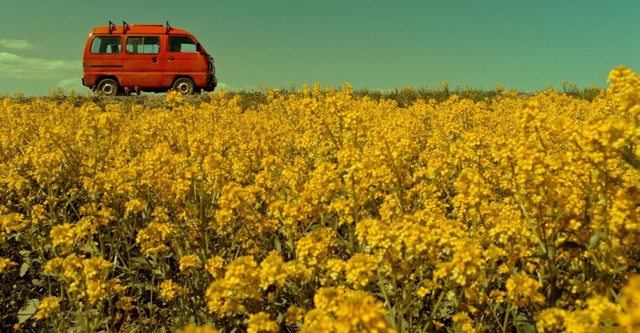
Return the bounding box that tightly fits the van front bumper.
[205,74,217,91]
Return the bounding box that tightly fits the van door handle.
[152,56,158,63]
[168,56,175,61]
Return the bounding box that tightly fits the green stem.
[422,288,446,332]
[502,303,513,333]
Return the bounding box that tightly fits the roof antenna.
[166,21,172,34]
[123,21,130,33]
[108,21,116,34]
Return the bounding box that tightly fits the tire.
[96,78,119,96]
[172,77,195,95]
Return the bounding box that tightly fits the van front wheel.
[173,78,195,95]
[96,78,119,96]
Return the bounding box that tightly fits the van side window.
[90,36,122,54]
[126,36,160,54]
[168,36,198,53]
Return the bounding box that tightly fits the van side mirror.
[196,43,204,55]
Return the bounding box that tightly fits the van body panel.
[121,52,163,88]
[163,35,209,87]
[121,35,163,88]
[83,35,124,87]
[82,23,217,94]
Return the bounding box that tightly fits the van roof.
[90,24,192,36]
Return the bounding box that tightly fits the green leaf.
[17,298,39,324]
[274,237,282,253]
[19,262,29,277]
[589,230,601,248]
[515,312,538,333]
[129,256,148,266]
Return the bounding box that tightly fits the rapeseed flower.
[179,254,202,272]
[344,253,378,288]
[159,279,188,301]
[3,67,640,332]
[620,275,640,330]
[33,297,61,320]
[296,228,333,269]
[284,306,304,326]
[246,312,279,333]
[205,256,261,316]
[506,273,545,307]
[175,324,219,333]
[0,257,15,274]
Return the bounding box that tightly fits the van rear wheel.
[173,78,195,95]
[97,78,119,96]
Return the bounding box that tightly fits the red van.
[82,21,217,95]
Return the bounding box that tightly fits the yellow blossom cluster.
[1,67,640,331]
[302,288,395,333]
[0,257,15,274]
[506,272,545,307]
[43,254,124,305]
[175,324,219,333]
[33,297,61,320]
[159,279,189,301]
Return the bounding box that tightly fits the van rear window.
[91,36,122,54]
[126,36,160,54]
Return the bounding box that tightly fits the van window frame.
[125,36,161,55]
[90,35,122,54]
[168,35,199,53]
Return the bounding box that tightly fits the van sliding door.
[122,36,163,89]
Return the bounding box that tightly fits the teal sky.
[1,1,639,96]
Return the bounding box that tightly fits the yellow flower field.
[1,67,640,332]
